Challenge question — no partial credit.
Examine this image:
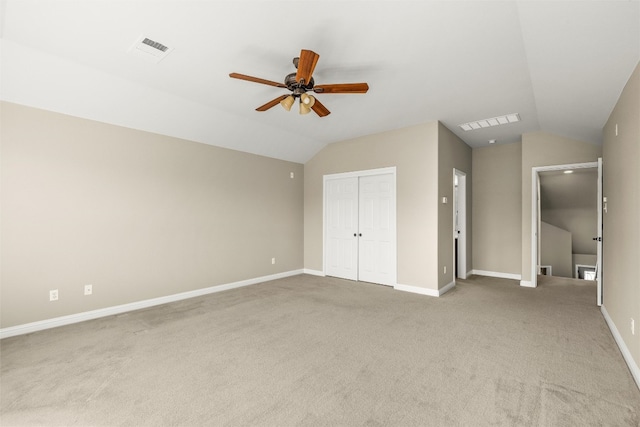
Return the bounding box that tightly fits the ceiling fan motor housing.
[285,72,314,95]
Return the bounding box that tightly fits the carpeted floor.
[1,274,639,426]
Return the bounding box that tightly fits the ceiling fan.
[229,49,369,117]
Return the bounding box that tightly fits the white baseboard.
[601,305,640,390]
[519,280,535,288]
[471,269,522,281]
[395,283,438,297]
[394,281,455,297]
[303,269,324,277]
[0,269,304,340]
[440,280,456,296]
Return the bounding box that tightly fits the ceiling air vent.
[141,38,168,52]
[458,113,521,131]
[128,35,173,63]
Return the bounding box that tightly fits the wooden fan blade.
[311,98,331,117]
[229,73,286,88]
[295,50,319,85]
[314,83,369,94]
[256,95,289,111]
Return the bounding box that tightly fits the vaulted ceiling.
[1,1,638,163]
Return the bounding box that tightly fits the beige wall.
[1,102,304,328]
[541,207,597,255]
[304,122,439,290]
[471,142,522,276]
[437,123,472,287]
[520,132,602,284]
[540,222,572,278]
[602,62,640,371]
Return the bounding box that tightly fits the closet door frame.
[322,167,397,285]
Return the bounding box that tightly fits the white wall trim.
[520,280,535,288]
[323,167,397,181]
[394,282,455,297]
[394,284,439,297]
[601,305,640,390]
[303,269,324,277]
[0,269,304,340]
[471,270,522,281]
[440,280,456,296]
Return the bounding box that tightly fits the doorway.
[323,167,397,286]
[453,169,467,280]
[530,159,602,305]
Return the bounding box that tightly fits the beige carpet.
[1,274,639,426]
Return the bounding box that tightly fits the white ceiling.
[1,1,638,163]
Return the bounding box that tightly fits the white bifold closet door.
[325,173,395,286]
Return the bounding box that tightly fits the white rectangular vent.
[459,113,521,131]
[128,35,173,63]
[142,38,168,52]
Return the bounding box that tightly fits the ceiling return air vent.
[458,113,521,131]
[128,35,173,63]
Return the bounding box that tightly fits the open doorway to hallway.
[531,160,602,305]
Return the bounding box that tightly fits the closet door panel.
[325,177,358,280]
[358,174,395,286]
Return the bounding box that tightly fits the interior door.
[358,174,395,286]
[325,177,358,280]
[596,157,603,306]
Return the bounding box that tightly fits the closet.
[324,168,396,286]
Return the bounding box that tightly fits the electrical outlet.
[49,289,59,301]
[632,318,635,335]
[271,258,276,265]
[84,284,93,296]
[444,266,447,274]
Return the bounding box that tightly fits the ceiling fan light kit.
[300,93,315,107]
[299,102,311,115]
[280,95,295,111]
[230,49,369,117]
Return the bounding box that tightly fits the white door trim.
[322,167,397,282]
[530,161,598,288]
[323,167,397,181]
[453,169,467,280]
